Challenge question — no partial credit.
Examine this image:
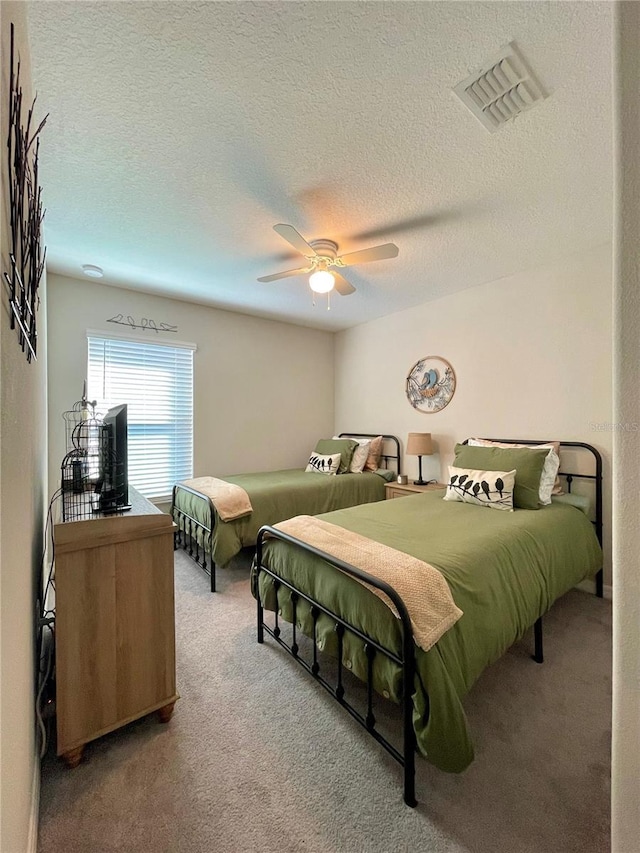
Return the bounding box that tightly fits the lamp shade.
[406,432,433,456]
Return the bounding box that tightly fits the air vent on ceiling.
[453,42,547,133]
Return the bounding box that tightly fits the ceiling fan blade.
[273,224,318,257]
[337,242,399,267]
[332,272,356,296]
[257,267,309,283]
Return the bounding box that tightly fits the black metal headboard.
[338,433,401,477]
[464,438,603,546]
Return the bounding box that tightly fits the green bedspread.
[253,491,603,773]
[174,469,387,567]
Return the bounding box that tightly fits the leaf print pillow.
[305,452,341,475]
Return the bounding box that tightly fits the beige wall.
[0,4,48,851]
[47,274,335,498]
[612,3,640,850]
[335,243,613,580]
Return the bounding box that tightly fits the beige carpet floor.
[38,549,611,853]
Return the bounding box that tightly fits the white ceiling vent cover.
[453,42,547,133]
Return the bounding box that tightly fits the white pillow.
[468,439,560,505]
[305,452,341,475]
[443,466,516,511]
[334,436,371,473]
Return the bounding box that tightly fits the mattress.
[173,467,389,566]
[253,490,603,772]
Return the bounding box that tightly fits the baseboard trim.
[27,752,40,853]
[576,578,613,600]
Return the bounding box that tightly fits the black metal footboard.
[254,525,419,808]
[171,484,217,592]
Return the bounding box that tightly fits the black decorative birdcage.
[61,391,130,520]
[60,415,105,521]
[62,393,101,453]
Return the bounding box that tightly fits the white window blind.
[87,334,194,500]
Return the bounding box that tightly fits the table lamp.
[406,432,434,485]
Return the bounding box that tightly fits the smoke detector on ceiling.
[82,264,104,278]
[453,42,547,133]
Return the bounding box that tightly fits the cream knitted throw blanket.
[272,515,463,651]
[181,477,253,522]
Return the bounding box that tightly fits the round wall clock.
[406,356,456,413]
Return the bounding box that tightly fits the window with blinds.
[87,333,194,500]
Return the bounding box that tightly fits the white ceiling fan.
[257,224,399,296]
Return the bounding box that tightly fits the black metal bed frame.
[253,439,604,806]
[256,526,418,806]
[171,482,217,588]
[477,439,604,598]
[171,433,402,592]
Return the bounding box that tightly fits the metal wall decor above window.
[3,23,48,362]
[87,333,195,500]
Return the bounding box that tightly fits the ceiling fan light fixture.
[309,269,334,293]
[258,223,398,299]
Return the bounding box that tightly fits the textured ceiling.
[28,1,613,331]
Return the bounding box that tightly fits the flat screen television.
[96,403,131,514]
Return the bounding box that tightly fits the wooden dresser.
[53,487,178,767]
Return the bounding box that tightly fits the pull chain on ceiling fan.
[257,224,399,297]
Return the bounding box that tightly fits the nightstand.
[385,481,445,500]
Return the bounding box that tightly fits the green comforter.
[253,491,603,772]
[174,469,387,567]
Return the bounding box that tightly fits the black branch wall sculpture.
[3,22,48,363]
